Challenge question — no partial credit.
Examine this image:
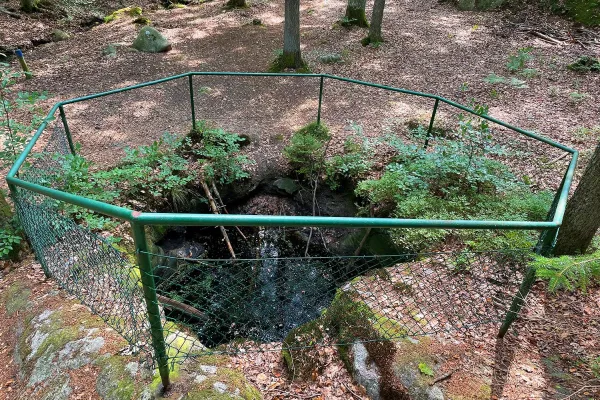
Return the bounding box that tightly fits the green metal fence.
[5,72,578,389]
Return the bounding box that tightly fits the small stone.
[273,178,300,195]
[125,362,139,377]
[213,382,228,394]
[132,26,171,53]
[318,53,343,64]
[51,29,70,42]
[102,44,118,58]
[256,373,268,384]
[427,386,445,400]
[195,374,207,383]
[199,365,217,374]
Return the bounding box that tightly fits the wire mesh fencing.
[146,248,529,366]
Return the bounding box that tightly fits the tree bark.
[20,0,36,12]
[553,142,600,255]
[282,0,303,69]
[344,0,369,28]
[366,0,385,43]
[226,0,246,8]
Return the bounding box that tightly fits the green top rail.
[6,72,578,231]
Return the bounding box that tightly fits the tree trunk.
[20,0,37,12]
[344,0,369,28]
[226,0,246,8]
[282,0,303,69]
[553,142,600,255]
[366,0,385,44]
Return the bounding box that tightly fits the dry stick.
[354,227,372,256]
[430,369,456,385]
[0,7,20,18]
[304,175,319,257]
[200,176,236,259]
[530,31,563,45]
[547,152,569,165]
[157,294,205,319]
[210,181,247,240]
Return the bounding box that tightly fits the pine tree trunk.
[20,0,37,12]
[367,0,385,43]
[226,0,246,8]
[345,0,369,28]
[553,143,600,255]
[282,0,303,69]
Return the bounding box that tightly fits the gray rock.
[319,53,343,64]
[394,362,445,400]
[213,381,228,394]
[457,0,504,10]
[125,361,139,377]
[132,27,171,53]
[51,29,70,42]
[200,364,218,374]
[427,386,445,400]
[40,375,72,400]
[195,374,208,383]
[352,342,381,400]
[102,44,118,58]
[273,177,300,195]
[58,336,105,369]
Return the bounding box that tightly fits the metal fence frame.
[5,72,579,389]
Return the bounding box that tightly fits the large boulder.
[132,27,171,53]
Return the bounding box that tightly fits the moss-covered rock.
[132,26,172,53]
[3,281,31,315]
[95,355,140,400]
[281,319,325,381]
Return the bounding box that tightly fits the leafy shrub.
[568,56,600,72]
[48,123,251,228]
[533,251,600,293]
[355,111,552,251]
[324,123,373,190]
[506,47,533,72]
[283,122,330,177]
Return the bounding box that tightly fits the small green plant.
[573,126,600,140]
[567,56,600,73]
[591,357,600,379]
[459,82,470,92]
[534,251,600,293]
[484,73,506,84]
[324,122,373,189]
[569,91,587,104]
[418,362,434,377]
[0,229,21,259]
[507,47,533,72]
[520,68,539,78]
[0,64,49,170]
[104,6,143,23]
[283,122,330,177]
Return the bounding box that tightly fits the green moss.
[281,319,324,380]
[185,363,262,399]
[95,355,138,400]
[3,282,31,315]
[269,54,310,73]
[32,314,80,360]
[342,7,369,28]
[104,6,143,23]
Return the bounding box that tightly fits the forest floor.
[1,0,600,398]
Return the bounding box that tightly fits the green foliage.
[0,63,49,170]
[48,123,250,228]
[484,73,506,84]
[283,122,330,177]
[418,362,434,377]
[355,107,552,251]
[324,123,373,189]
[533,251,600,293]
[567,55,600,72]
[0,228,22,260]
[569,91,587,103]
[506,47,533,72]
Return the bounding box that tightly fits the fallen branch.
[0,7,21,18]
[210,181,247,240]
[200,176,236,259]
[430,369,456,385]
[354,228,372,256]
[547,152,569,165]
[157,294,205,319]
[530,30,563,45]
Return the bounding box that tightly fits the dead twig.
[0,7,21,18]
[547,152,569,165]
[210,181,247,240]
[430,369,456,385]
[343,382,364,399]
[157,294,205,319]
[200,175,236,259]
[530,31,563,45]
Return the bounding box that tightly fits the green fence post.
[497,173,566,338]
[131,221,171,390]
[317,76,324,125]
[188,75,196,131]
[424,98,439,149]
[59,105,76,154]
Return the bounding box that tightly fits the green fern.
[533,251,600,293]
